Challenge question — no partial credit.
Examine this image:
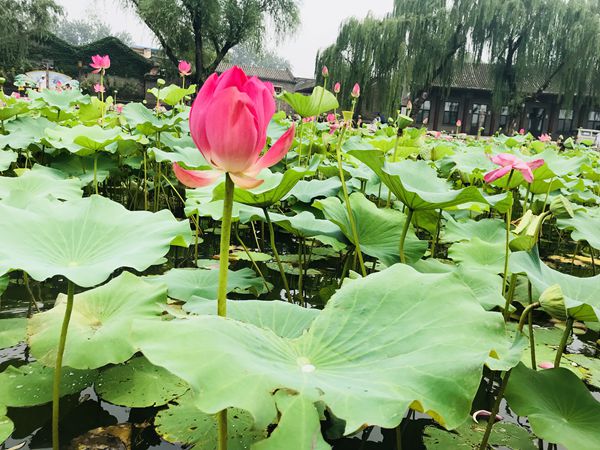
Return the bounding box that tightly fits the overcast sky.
[55,0,394,78]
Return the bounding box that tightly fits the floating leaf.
[441,217,505,243]
[284,177,342,203]
[0,318,27,349]
[423,421,537,450]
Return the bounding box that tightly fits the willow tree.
[124,0,300,84]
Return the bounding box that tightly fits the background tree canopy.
[317,0,600,123]
[53,16,134,47]
[124,0,300,84]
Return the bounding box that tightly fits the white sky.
[54,0,394,78]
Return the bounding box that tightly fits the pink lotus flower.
[302,116,315,123]
[93,83,105,93]
[351,83,360,98]
[435,131,441,139]
[456,119,462,128]
[334,82,341,94]
[173,66,296,189]
[322,66,329,77]
[11,92,20,99]
[178,60,192,76]
[327,113,336,123]
[519,128,525,135]
[90,54,110,74]
[539,133,551,142]
[538,361,555,369]
[115,104,123,114]
[484,153,545,184]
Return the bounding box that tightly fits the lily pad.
[448,238,505,274]
[0,195,191,287]
[44,124,122,155]
[149,145,208,168]
[0,318,27,349]
[148,84,196,106]
[0,405,13,443]
[0,362,96,406]
[96,357,189,407]
[423,421,537,450]
[505,363,600,450]
[279,86,338,117]
[134,264,510,435]
[28,272,168,369]
[314,192,427,266]
[441,217,506,243]
[284,177,342,203]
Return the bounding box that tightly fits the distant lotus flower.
[322,66,329,77]
[93,83,105,93]
[456,119,462,128]
[538,361,555,369]
[302,116,315,123]
[484,153,545,184]
[351,83,360,98]
[178,60,192,76]
[327,113,336,123]
[90,54,110,74]
[172,66,295,189]
[334,82,341,94]
[435,131,441,139]
[11,92,20,99]
[519,128,525,135]
[115,104,123,114]
[539,133,552,142]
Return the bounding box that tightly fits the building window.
[498,106,509,129]
[442,101,459,125]
[415,100,431,123]
[470,103,488,134]
[527,107,546,134]
[557,109,573,133]
[273,85,283,95]
[588,111,600,130]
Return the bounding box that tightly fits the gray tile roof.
[216,62,296,83]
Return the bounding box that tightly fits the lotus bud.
[321,66,329,78]
[456,119,462,128]
[157,78,166,87]
[351,83,360,98]
[334,82,341,94]
[539,284,568,321]
[538,361,555,369]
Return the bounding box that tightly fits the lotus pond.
[0,76,599,450]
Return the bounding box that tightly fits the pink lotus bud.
[351,83,360,98]
[456,119,462,128]
[178,60,192,76]
[11,92,20,99]
[538,361,555,369]
[115,104,123,114]
[327,113,336,123]
[435,131,441,139]
[334,82,341,94]
[172,66,296,190]
[519,128,525,135]
[322,66,329,77]
[539,133,551,143]
[93,83,105,94]
[90,54,111,74]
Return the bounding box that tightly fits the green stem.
[263,208,293,302]
[194,212,200,266]
[554,317,574,368]
[518,301,540,332]
[541,177,554,213]
[527,281,537,369]
[430,209,442,258]
[590,245,596,276]
[522,182,531,212]
[93,154,98,195]
[216,174,234,450]
[399,209,414,264]
[297,237,304,305]
[234,226,270,292]
[395,425,402,450]
[478,370,512,450]
[502,273,517,322]
[386,134,401,208]
[501,204,513,299]
[297,121,305,165]
[52,280,75,450]
[143,150,148,210]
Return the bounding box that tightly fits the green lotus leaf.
[28,272,168,369]
[349,149,487,210]
[0,404,13,443]
[423,421,536,450]
[184,299,319,338]
[448,238,505,274]
[29,88,88,111]
[556,207,600,250]
[253,392,330,450]
[0,195,191,287]
[134,264,510,434]
[441,217,505,243]
[122,102,181,134]
[0,100,30,121]
[213,160,318,208]
[155,393,265,450]
[231,250,271,262]
[511,250,600,321]
[272,211,345,242]
[0,117,55,150]
[284,176,342,203]
[148,84,196,106]
[279,86,338,117]
[563,353,600,389]
[505,363,600,450]
[50,153,116,186]
[147,267,269,301]
[0,362,96,406]
[314,193,427,266]
[532,149,589,179]
[149,145,208,167]
[0,318,27,349]
[0,167,83,207]
[44,124,122,155]
[96,356,189,407]
[0,150,17,171]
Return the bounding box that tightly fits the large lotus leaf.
[0,362,96,406]
[443,149,496,180]
[0,150,17,171]
[0,117,55,150]
[96,356,189,407]
[272,211,345,242]
[29,88,88,111]
[184,299,319,339]
[0,195,191,287]
[149,145,208,168]
[122,102,181,134]
[147,267,269,301]
[279,86,338,117]
[148,84,196,106]
[0,318,27,349]
[556,207,600,250]
[505,363,600,450]
[0,99,30,121]
[253,392,330,450]
[531,149,589,179]
[186,199,266,223]
[349,149,487,210]
[448,238,505,274]
[423,421,537,450]
[284,176,342,203]
[45,124,122,155]
[0,168,83,207]
[134,264,510,434]
[314,193,427,266]
[511,250,600,321]
[441,217,505,243]
[155,393,265,450]
[213,161,318,208]
[50,153,116,186]
[0,404,13,443]
[28,272,168,369]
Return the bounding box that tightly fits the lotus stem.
[554,317,574,368]
[395,425,403,450]
[305,78,327,165]
[541,177,554,213]
[234,226,270,292]
[430,209,442,258]
[93,154,98,195]
[590,245,596,276]
[52,280,75,450]
[522,182,531,212]
[297,237,305,306]
[399,208,414,264]
[502,274,517,322]
[297,120,305,165]
[527,281,537,369]
[143,150,148,210]
[386,134,401,208]
[478,370,512,450]
[518,301,540,332]
[23,272,40,317]
[263,207,293,303]
[194,212,200,266]
[216,173,235,450]
[501,204,513,299]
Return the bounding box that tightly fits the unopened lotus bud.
[321,66,329,78]
[539,284,568,321]
[333,82,341,94]
[351,83,360,98]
